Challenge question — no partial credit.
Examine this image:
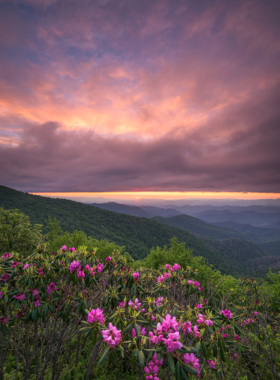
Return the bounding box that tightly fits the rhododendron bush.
[0,247,279,380]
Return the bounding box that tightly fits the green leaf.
[176,361,182,380]
[167,353,175,375]
[202,341,209,360]
[98,346,110,365]
[181,363,198,375]
[181,367,189,380]
[138,350,145,368]
[79,327,92,332]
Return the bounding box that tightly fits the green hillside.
[260,240,280,256]
[152,214,245,240]
[0,185,231,273]
[1,185,277,276]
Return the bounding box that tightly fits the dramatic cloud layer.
[0,0,280,192]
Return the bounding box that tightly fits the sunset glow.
[32,192,280,202]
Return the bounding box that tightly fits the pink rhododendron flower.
[144,352,163,380]
[24,264,30,270]
[197,314,204,324]
[105,256,112,261]
[164,272,170,279]
[69,247,76,253]
[38,268,44,276]
[69,260,81,273]
[235,334,240,341]
[78,271,85,279]
[205,319,213,327]
[220,309,233,319]
[102,323,121,348]
[119,301,126,308]
[89,267,96,276]
[34,300,40,307]
[85,264,90,270]
[1,273,10,282]
[165,264,171,270]
[1,253,11,260]
[182,353,200,375]
[196,303,202,309]
[47,282,57,294]
[12,262,22,268]
[128,298,141,310]
[208,359,216,369]
[157,275,165,283]
[0,316,7,325]
[0,292,2,298]
[223,333,229,338]
[96,263,104,273]
[161,314,179,332]
[13,293,26,301]
[87,308,104,324]
[182,321,192,335]
[133,271,139,281]
[61,245,67,251]
[173,263,181,271]
[193,325,201,338]
[254,311,258,315]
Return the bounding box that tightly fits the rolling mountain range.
[0,185,279,277]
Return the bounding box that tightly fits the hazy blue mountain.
[152,214,245,240]
[211,221,280,244]
[193,210,280,229]
[90,202,153,218]
[140,206,182,217]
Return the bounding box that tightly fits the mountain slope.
[0,185,232,273]
[1,185,277,276]
[152,214,245,240]
[211,221,280,244]
[259,240,280,256]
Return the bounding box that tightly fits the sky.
[0,0,280,196]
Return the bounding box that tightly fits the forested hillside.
[0,185,278,276]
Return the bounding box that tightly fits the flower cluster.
[69,247,76,253]
[47,282,58,294]
[87,308,104,324]
[197,313,213,326]
[132,271,139,281]
[13,292,26,301]
[144,352,164,380]
[96,263,104,273]
[102,323,121,348]
[181,321,201,338]
[69,260,81,273]
[149,314,183,352]
[1,253,11,260]
[128,298,144,311]
[182,353,200,375]
[105,256,112,262]
[220,309,233,319]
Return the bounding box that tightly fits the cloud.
[1,82,280,192]
[0,0,280,191]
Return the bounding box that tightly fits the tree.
[0,208,44,255]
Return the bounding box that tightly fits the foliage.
[0,208,44,256]
[0,240,280,379]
